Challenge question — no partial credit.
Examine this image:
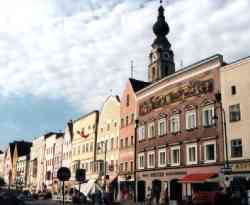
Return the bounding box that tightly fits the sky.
[0,0,249,150]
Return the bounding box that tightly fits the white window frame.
[170,115,180,133]
[138,126,145,141]
[186,143,198,165]
[171,146,180,166]
[202,105,215,127]
[148,122,155,138]
[204,140,216,163]
[158,118,166,136]
[147,151,155,169]
[138,153,145,170]
[158,148,166,168]
[186,110,197,130]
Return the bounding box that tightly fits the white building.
[62,121,73,168]
[43,132,64,193]
[53,133,64,192]
[29,135,45,192]
[0,151,5,178]
[16,155,29,189]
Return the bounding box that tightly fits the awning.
[180,173,218,183]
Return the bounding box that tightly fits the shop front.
[136,165,222,203]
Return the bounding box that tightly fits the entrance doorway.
[137,180,146,202]
[152,179,162,203]
[170,179,182,201]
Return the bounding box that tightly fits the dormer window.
[126,94,130,107]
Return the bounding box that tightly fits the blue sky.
[0,0,249,150]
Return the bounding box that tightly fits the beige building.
[96,96,120,198]
[221,57,250,175]
[71,111,99,181]
[29,135,45,192]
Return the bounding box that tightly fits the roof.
[129,78,150,92]
[74,110,99,123]
[15,141,32,157]
[180,173,218,183]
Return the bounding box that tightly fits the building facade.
[96,96,120,199]
[29,135,45,192]
[220,57,250,176]
[16,155,30,189]
[119,79,149,200]
[52,133,64,192]
[71,111,99,182]
[135,4,225,202]
[44,133,57,192]
[0,151,5,179]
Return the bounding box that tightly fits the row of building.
[0,3,250,202]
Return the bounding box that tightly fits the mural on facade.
[139,79,214,115]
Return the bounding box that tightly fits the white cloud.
[0,0,249,113]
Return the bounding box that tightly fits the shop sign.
[232,162,250,172]
[141,171,186,178]
[139,79,214,116]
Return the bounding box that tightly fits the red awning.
[180,173,218,183]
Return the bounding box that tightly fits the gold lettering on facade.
[139,79,214,116]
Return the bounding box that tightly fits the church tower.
[148,3,175,82]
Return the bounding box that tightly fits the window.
[125,137,128,148]
[126,116,129,126]
[147,151,155,168]
[138,153,145,169]
[110,138,114,150]
[90,142,93,152]
[107,123,110,131]
[125,162,128,171]
[138,126,145,141]
[158,148,166,167]
[171,146,180,166]
[204,141,216,163]
[121,119,124,128]
[186,110,196,130]
[130,161,134,171]
[148,122,155,138]
[78,145,81,155]
[126,94,130,106]
[231,139,242,158]
[170,115,180,133]
[231,85,236,95]
[229,104,241,122]
[131,136,134,145]
[186,144,197,165]
[131,113,135,123]
[202,105,214,127]
[158,118,166,136]
[120,163,123,172]
[86,143,89,152]
[120,139,124,149]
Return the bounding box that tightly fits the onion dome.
[153,5,169,37]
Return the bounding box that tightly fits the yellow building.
[96,96,120,198]
[221,57,250,176]
[71,111,99,181]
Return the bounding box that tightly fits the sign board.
[232,162,250,172]
[75,168,86,182]
[57,167,71,181]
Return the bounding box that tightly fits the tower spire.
[147,1,175,82]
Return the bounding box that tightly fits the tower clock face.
[152,53,158,62]
[162,52,170,60]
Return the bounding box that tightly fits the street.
[25,200,62,205]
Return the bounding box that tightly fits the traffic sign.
[57,167,71,181]
[75,168,86,182]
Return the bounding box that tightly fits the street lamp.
[98,141,107,191]
[214,92,231,173]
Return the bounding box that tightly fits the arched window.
[126,94,130,106]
